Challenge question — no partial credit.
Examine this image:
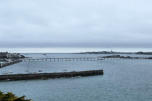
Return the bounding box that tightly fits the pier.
[23,57,104,62]
[0,70,104,81]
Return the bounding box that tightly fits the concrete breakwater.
[0,60,22,68]
[0,70,103,81]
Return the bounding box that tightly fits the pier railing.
[22,57,104,62]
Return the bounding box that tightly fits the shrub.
[0,91,31,101]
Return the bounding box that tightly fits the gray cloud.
[0,0,152,48]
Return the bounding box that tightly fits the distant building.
[0,52,24,59]
[0,52,8,58]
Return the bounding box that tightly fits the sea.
[0,52,152,101]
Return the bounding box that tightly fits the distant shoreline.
[1,47,152,53]
[77,51,152,55]
[1,51,152,55]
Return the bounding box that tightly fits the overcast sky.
[0,0,152,48]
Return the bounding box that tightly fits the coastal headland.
[0,52,25,68]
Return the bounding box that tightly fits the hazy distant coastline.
[1,47,152,53]
[78,51,152,55]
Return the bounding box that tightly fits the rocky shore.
[0,52,25,68]
[99,55,152,59]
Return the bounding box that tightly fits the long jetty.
[23,57,104,62]
[0,70,103,81]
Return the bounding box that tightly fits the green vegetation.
[0,91,31,101]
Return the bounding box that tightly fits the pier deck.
[23,57,104,62]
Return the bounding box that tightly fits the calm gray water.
[0,53,152,101]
